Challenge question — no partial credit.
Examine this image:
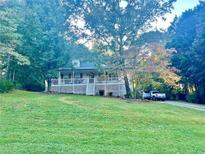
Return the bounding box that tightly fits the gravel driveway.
[163,101,205,111]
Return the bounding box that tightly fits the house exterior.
[50,60,126,97]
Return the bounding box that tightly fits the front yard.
[0,91,205,153]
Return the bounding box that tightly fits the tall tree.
[9,0,71,90]
[63,0,176,97]
[0,0,29,79]
[191,23,205,102]
[167,2,205,103]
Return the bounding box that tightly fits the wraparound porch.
[50,77,126,97]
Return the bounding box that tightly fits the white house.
[50,60,126,97]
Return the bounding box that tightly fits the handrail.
[51,77,124,85]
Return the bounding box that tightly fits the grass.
[0,90,205,154]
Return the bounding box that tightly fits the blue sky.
[157,0,200,30]
[174,0,199,16]
[120,0,200,30]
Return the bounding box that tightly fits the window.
[68,73,71,79]
[75,74,80,78]
[61,74,64,79]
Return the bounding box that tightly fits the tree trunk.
[0,68,2,79]
[47,79,52,92]
[45,80,48,92]
[6,55,11,80]
[184,82,188,96]
[123,72,131,98]
[44,78,52,92]
[12,70,15,81]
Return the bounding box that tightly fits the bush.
[186,93,199,103]
[23,83,44,92]
[176,90,186,100]
[0,80,15,93]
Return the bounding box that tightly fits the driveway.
[163,101,205,111]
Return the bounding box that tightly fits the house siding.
[50,83,126,97]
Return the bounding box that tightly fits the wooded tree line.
[167,2,205,103]
[0,0,73,90]
[0,0,205,103]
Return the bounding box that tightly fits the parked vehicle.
[142,91,166,101]
[150,91,166,101]
[142,91,151,99]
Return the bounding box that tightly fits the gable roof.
[59,60,97,72]
[80,61,96,69]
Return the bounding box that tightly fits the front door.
[89,73,94,83]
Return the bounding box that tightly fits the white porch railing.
[51,78,87,85]
[51,77,124,86]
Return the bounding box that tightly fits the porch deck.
[50,77,126,97]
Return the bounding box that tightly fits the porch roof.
[59,68,98,73]
[59,61,98,72]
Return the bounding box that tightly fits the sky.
[76,0,201,48]
[174,0,199,16]
[157,0,200,30]
[75,0,200,31]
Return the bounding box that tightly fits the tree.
[7,0,71,91]
[63,0,176,97]
[0,0,30,79]
[191,23,205,102]
[126,42,180,98]
[167,1,205,103]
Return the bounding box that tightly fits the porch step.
[86,84,95,95]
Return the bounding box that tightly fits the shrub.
[186,93,199,103]
[23,83,44,92]
[0,80,15,93]
[176,90,186,100]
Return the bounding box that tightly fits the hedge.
[0,80,15,93]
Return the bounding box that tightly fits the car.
[150,91,166,101]
[142,91,151,99]
[142,91,166,101]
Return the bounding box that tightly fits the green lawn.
[0,91,205,154]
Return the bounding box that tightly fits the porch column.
[93,75,96,95]
[72,70,75,94]
[118,74,121,97]
[58,71,61,93]
[118,83,120,97]
[105,73,107,96]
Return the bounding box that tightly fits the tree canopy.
[64,0,176,97]
[167,1,205,103]
[0,0,83,90]
[0,1,30,78]
[1,0,205,103]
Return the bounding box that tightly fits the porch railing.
[51,77,124,86]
